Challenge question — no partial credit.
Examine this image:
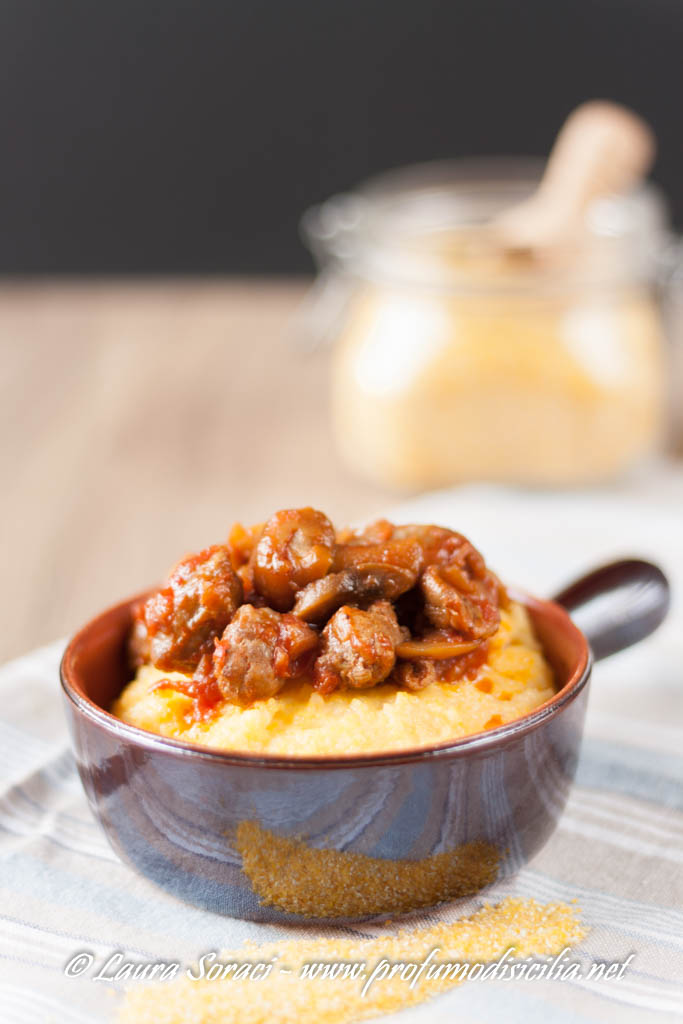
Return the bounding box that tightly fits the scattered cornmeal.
[236,821,499,917]
[118,898,586,1024]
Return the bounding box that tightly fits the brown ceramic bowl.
[60,559,669,923]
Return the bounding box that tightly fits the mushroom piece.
[293,564,416,624]
[395,634,484,660]
[393,637,491,692]
[333,537,424,577]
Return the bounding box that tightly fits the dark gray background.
[0,0,681,273]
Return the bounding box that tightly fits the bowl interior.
[63,594,141,712]
[517,590,588,693]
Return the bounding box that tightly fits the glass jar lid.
[302,158,669,294]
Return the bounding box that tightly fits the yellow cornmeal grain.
[236,821,499,917]
[118,897,587,1024]
[113,602,554,755]
[332,283,664,489]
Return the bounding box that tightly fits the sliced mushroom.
[333,537,423,577]
[393,637,491,691]
[293,563,416,624]
[395,636,484,660]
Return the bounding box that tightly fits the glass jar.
[663,241,683,454]
[301,160,670,489]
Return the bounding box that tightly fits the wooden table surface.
[1,279,392,663]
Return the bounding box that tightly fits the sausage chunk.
[420,535,501,640]
[313,600,404,694]
[392,524,460,567]
[252,508,336,611]
[393,641,490,691]
[393,658,440,692]
[141,545,243,674]
[213,605,318,705]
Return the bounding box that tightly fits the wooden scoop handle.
[495,101,656,251]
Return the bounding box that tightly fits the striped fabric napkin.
[1,481,681,1023]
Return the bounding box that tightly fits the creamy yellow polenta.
[112,601,554,755]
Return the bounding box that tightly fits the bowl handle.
[552,559,670,661]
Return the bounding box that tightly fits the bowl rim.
[60,588,591,770]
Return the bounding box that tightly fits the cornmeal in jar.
[332,281,664,489]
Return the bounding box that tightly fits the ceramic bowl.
[60,559,669,922]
